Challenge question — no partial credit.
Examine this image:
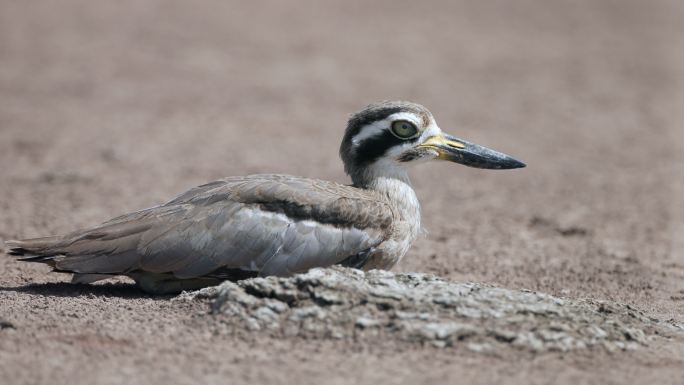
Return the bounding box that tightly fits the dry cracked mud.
[178,267,683,352]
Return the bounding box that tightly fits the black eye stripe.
[354,130,420,166]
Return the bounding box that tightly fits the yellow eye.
[391,120,418,139]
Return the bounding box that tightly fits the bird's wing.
[20,175,394,278]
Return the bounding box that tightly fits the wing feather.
[13,174,393,279]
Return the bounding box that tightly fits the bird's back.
[6,174,396,290]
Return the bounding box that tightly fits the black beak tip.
[507,158,526,169]
[487,156,525,170]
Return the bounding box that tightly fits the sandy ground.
[1,0,683,384]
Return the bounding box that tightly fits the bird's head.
[340,101,525,186]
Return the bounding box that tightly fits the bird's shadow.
[0,281,168,299]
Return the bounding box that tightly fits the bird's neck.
[355,166,421,240]
[351,159,412,187]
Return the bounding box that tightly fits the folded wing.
[7,175,393,278]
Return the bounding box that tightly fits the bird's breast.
[361,177,422,270]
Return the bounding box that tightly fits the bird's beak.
[418,133,525,169]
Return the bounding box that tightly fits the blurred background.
[0,0,682,315]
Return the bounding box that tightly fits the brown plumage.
[8,175,395,292]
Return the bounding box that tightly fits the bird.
[5,101,524,294]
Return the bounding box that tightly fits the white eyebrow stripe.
[351,121,385,147]
[387,112,422,126]
[351,112,423,148]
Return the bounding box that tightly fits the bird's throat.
[349,160,421,241]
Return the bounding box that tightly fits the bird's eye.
[390,120,418,139]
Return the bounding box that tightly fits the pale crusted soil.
[1,1,684,384]
[178,267,683,352]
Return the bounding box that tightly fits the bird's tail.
[6,238,119,284]
[5,236,65,265]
